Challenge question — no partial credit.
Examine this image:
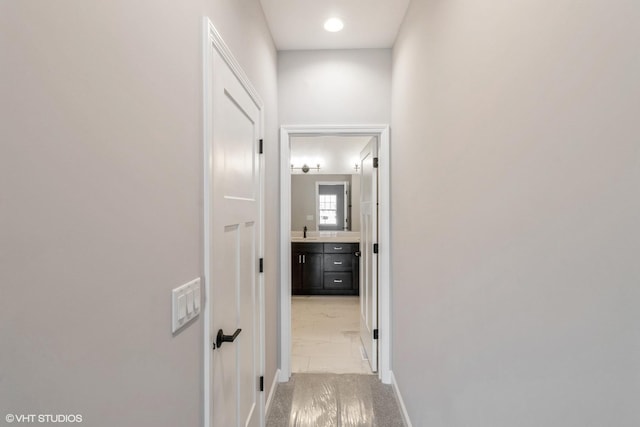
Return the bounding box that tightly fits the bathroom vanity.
[291,238,360,296]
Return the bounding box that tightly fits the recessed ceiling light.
[324,17,344,32]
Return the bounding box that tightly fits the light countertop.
[291,231,360,243]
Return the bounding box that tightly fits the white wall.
[391,1,640,426]
[279,49,391,125]
[0,1,279,426]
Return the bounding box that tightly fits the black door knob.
[216,328,242,349]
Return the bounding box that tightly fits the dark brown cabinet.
[292,242,359,295]
[291,243,323,293]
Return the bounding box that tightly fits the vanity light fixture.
[291,163,321,173]
[354,163,360,172]
[324,17,344,32]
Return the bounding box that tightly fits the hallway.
[267,373,405,427]
[2,1,638,426]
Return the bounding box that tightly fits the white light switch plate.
[172,278,201,333]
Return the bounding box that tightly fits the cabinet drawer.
[324,272,352,289]
[323,254,352,271]
[323,243,358,254]
[292,242,324,253]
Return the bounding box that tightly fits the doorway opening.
[279,125,391,384]
[291,136,367,375]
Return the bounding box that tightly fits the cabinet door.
[302,253,323,290]
[291,252,303,292]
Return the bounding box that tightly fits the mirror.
[290,136,373,232]
[317,181,348,231]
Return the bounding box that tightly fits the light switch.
[194,286,201,312]
[306,215,314,221]
[186,290,194,315]
[172,278,201,333]
[178,294,187,321]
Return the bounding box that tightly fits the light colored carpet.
[267,373,405,427]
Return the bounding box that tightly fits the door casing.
[203,18,266,427]
[279,125,391,384]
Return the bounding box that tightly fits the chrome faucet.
[303,226,307,238]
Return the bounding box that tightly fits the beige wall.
[279,49,391,125]
[391,1,640,426]
[0,1,278,425]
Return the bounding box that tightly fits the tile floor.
[292,296,372,374]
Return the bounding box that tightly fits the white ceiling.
[259,0,411,51]
[291,136,372,175]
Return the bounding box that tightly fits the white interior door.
[207,39,261,427]
[360,138,378,372]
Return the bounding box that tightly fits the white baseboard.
[390,371,413,427]
[278,368,290,382]
[265,369,280,419]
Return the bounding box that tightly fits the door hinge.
[373,243,379,254]
[373,157,379,168]
[259,139,264,154]
[259,258,264,273]
[259,376,264,392]
[373,329,379,340]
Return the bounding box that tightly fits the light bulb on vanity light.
[291,163,321,173]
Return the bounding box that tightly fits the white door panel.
[360,138,378,372]
[207,39,261,427]
[220,90,257,202]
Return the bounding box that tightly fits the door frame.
[315,181,349,231]
[279,124,391,384]
[203,18,266,427]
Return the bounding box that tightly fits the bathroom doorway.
[289,135,368,375]
[279,125,391,384]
